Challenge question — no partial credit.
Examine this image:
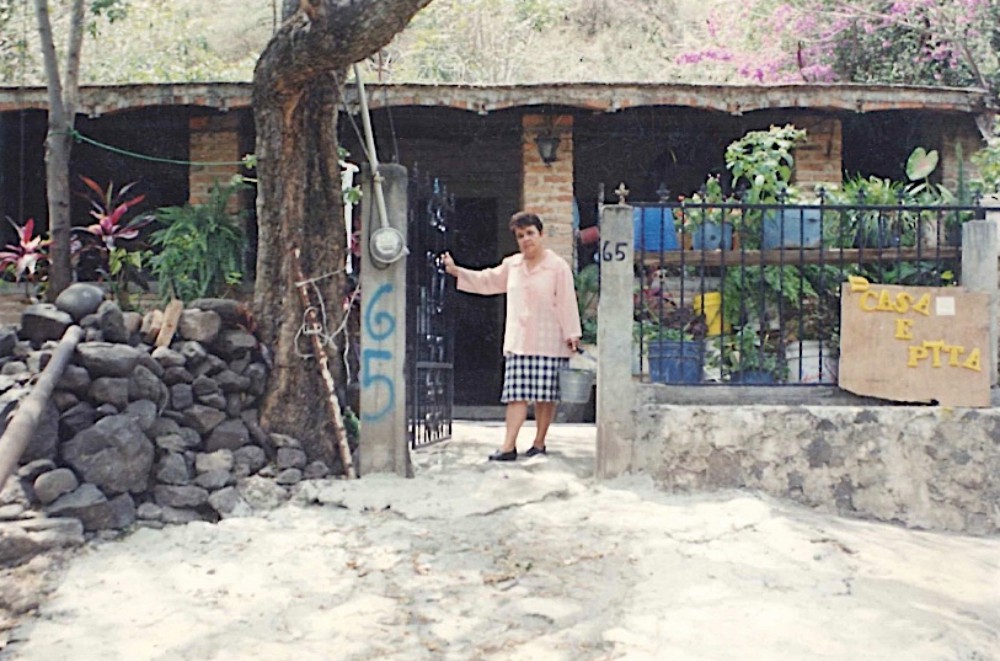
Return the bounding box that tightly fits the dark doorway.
[451,197,504,406]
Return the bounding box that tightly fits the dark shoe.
[525,445,546,457]
[488,449,517,462]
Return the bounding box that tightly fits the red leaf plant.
[74,176,154,251]
[0,217,50,282]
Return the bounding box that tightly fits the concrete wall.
[631,400,1000,535]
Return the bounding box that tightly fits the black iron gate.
[406,170,454,448]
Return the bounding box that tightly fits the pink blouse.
[455,249,582,358]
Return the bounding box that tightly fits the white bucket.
[786,340,838,384]
[559,367,594,403]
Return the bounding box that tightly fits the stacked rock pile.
[0,284,329,546]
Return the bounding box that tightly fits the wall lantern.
[535,132,561,165]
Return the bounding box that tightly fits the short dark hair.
[509,211,543,234]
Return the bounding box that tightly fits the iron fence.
[629,197,980,385]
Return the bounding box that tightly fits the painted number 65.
[601,241,627,262]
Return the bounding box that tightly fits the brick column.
[522,114,575,263]
[940,123,984,193]
[189,114,241,205]
[793,116,842,195]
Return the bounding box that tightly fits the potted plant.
[709,324,786,384]
[634,298,707,384]
[680,174,736,250]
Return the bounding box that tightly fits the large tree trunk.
[252,0,432,467]
[36,0,85,300]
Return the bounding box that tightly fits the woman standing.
[442,211,582,461]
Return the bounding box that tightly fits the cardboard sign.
[839,281,990,407]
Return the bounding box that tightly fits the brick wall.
[792,115,843,196]
[188,114,242,205]
[940,122,985,193]
[522,114,575,264]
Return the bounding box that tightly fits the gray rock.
[237,476,287,510]
[277,447,307,470]
[129,365,166,406]
[88,376,130,409]
[136,502,162,521]
[189,298,244,325]
[160,506,204,525]
[156,452,191,485]
[21,304,73,347]
[153,485,209,508]
[54,283,105,322]
[207,486,251,517]
[84,328,102,342]
[155,434,193,453]
[0,516,85,565]
[194,470,231,490]
[233,445,267,475]
[94,402,120,417]
[270,433,302,449]
[123,311,143,335]
[149,416,183,439]
[124,400,157,432]
[152,346,186,368]
[140,309,163,344]
[245,363,268,396]
[0,360,27,376]
[51,390,80,412]
[33,468,80,505]
[196,449,234,473]
[229,355,251,376]
[57,364,91,396]
[225,393,244,418]
[136,351,165,378]
[184,404,226,436]
[197,393,227,410]
[0,327,18,358]
[177,341,208,365]
[163,366,194,386]
[212,329,257,360]
[107,493,137,529]
[80,313,99,330]
[63,415,155,494]
[178,309,221,344]
[97,301,128,344]
[17,459,56,483]
[59,401,97,438]
[192,374,219,397]
[214,369,250,393]
[45,484,117,531]
[21,402,59,463]
[25,351,51,373]
[206,419,250,452]
[170,383,195,410]
[275,468,303,485]
[75,342,142,377]
[303,460,330,480]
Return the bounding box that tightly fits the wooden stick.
[292,248,356,479]
[0,325,84,492]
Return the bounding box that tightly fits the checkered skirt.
[501,354,570,403]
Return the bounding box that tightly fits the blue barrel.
[691,222,734,250]
[648,339,704,383]
[633,207,680,252]
[762,209,822,249]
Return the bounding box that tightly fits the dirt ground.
[2,421,999,660]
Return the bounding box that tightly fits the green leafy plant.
[575,263,599,344]
[150,180,248,303]
[709,324,787,381]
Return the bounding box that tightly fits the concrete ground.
[2,420,999,660]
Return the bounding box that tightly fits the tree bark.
[252,0,432,468]
[35,0,85,300]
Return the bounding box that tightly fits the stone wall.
[1,288,331,540]
[631,400,1000,535]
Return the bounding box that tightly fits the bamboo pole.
[292,248,356,479]
[0,325,84,492]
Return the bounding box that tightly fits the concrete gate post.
[596,203,635,478]
[963,202,1000,386]
[359,163,412,477]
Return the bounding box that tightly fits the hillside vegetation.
[1,0,723,86]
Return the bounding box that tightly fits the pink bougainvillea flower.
[0,217,50,281]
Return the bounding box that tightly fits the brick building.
[0,81,993,404]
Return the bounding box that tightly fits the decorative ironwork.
[406,168,454,448]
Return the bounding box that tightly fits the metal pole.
[0,325,83,491]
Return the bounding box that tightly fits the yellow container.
[693,292,729,336]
